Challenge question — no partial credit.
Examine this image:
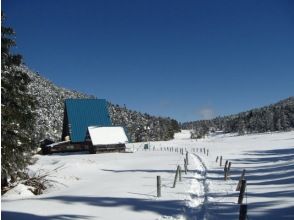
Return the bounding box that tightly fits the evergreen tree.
[237,119,246,135]
[1,13,37,186]
[171,119,181,133]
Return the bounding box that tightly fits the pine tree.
[237,119,246,135]
[1,12,37,186]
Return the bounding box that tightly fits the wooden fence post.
[179,166,182,181]
[157,176,161,197]
[227,162,232,176]
[173,166,180,188]
[203,148,206,154]
[224,160,228,180]
[236,169,246,191]
[238,180,247,204]
[186,152,189,165]
[184,159,187,174]
[216,156,219,163]
[239,204,247,220]
[207,149,209,156]
[220,156,223,167]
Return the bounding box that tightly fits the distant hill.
[182,97,294,138]
[21,66,180,143]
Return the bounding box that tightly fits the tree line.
[109,104,181,142]
[182,97,294,138]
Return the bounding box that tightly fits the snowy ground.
[2,130,294,219]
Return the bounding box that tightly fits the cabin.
[42,99,128,154]
[87,126,128,153]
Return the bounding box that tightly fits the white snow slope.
[2,130,294,220]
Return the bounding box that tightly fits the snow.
[2,130,294,219]
[47,140,70,148]
[88,126,128,145]
[173,130,191,140]
[1,184,35,200]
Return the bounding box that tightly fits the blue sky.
[3,0,294,122]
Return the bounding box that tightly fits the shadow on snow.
[41,196,185,217]
[203,146,294,219]
[1,212,90,220]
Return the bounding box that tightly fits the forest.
[182,97,294,138]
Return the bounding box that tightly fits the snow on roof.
[46,140,70,148]
[88,126,128,145]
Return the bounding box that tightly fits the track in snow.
[183,152,209,220]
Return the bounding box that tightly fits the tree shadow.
[244,147,294,156]
[233,163,294,174]
[248,176,294,185]
[246,201,294,220]
[246,190,294,198]
[40,196,186,217]
[229,147,294,185]
[232,154,294,163]
[101,169,176,174]
[205,146,294,219]
[204,202,239,220]
[206,201,294,220]
[1,211,91,220]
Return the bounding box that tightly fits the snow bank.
[2,184,35,199]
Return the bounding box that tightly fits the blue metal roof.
[64,99,112,143]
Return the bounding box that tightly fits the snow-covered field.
[2,130,294,219]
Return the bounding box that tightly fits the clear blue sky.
[3,0,294,122]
